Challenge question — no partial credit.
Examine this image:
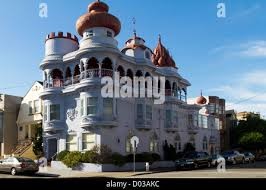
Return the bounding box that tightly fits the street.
[0,161,265,178]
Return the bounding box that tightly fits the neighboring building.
[226,110,238,148]
[189,94,227,151]
[17,81,43,142]
[236,111,260,121]
[39,0,221,159]
[0,94,22,157]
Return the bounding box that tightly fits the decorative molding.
[67,108,78,121]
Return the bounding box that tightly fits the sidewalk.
[37,167,157,178]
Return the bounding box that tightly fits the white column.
[28,125,32,139]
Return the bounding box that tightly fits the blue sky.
[0,0,266,116]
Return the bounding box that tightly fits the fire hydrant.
[145,162,149,172]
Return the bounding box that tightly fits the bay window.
[146,105,152,120]
[82,133,95,151]
[87,97,98,115]
[43,105,48,121]
[66,135,77,151]
[103,98,113,118]
[50,104,60,120]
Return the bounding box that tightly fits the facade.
[17,81,43,143]
[39,1,220,159]
[0,94,22,157]
[190,94,227,151]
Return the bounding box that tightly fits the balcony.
[43,69,113,89]
[187,125,199,134]
[80,115,118,129]
[135,118,152,130]
[164,121,179,132]
[165,89,187,102]
[43,121,64,133]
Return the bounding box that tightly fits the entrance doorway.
[47,138,58,160]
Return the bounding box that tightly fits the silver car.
[0,157,39,175]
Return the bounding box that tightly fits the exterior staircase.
[12,140,37,160]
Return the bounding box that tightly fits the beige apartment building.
[0,94,22,157]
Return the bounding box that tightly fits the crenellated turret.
[45,32,79,57]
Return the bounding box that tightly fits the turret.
[45,32,79,56]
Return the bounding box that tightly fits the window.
[203,137,208,150]
[43,105,47,121]
[146,105,152,120]
[87,30,93,37]
[149,140,158,152]
[175,142,182,151]
[107,31,112,37]
[66,135,77,151]
[202,116,208,128]
[145,51,150,59]
[103,98,113,118]
[137,104,143,120]
[174,111,178,125]
[34,100,39,113]
[50,104,60,120]
[126,137,132,153]
[209,103,215,114]
[165,110,172,128]
[80,99,84,116]
[193,114,198,127]
[82,133,95,150]
[188,114,193,125]
[29,101,33,115]
[19,126,23,131]
[87,97,98,115]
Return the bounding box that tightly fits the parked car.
[175,151,212,170]
[221,150,245,164]
[0,157,39,175]
[243,152,255,163]
[211,154,225,166]
[256,154,266,161]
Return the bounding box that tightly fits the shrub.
[56,150,70,161]
[62,151,82,168]
[98,145,112,164]
[81,149,99,164]
[111,153,126,167]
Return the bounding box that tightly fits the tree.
[231,113,266,152]
[183,142,195,152]
[32,125,43,158]
[239,132,265,150]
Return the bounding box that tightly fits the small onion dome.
[152,35,176,68]
[122,33,152,53]
[196,91,207,105]
[76,0,121,36]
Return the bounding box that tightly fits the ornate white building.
[39,0,220,159]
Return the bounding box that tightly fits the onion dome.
[152,35,176,68]
[196,91,207,105]
[76,0,121,36]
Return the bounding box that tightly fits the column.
[28,125,32,139]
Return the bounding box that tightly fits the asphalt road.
[0,161,265,178]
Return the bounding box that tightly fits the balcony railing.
[44,69,113,89]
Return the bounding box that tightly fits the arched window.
[165,80,171,96]
[50,69,63,88]
[117,65,125,77]
[189,135,195,148]
[178,87,182,100]
[149,132,159,152]
[73,65,80,84]
[126,69,133,80]
[135,70,143,77]
[181,88,187,101]
[145,51,150,59]
[86,57,99,78]
[102,57,113,77]
[65,67,72,86]
[174,134,182,151]
[145,72,151,89]
[172,82,177,97]
[203,136,208,150]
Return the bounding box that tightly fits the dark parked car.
[0,157,39,175]
[256,154,266,161]
[221,150,245,164]
[243,152,255,163]
[175,151,212,170]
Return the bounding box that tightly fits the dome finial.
[158,34,161,44]
[132,17,137,37]
[201,90,203,96]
